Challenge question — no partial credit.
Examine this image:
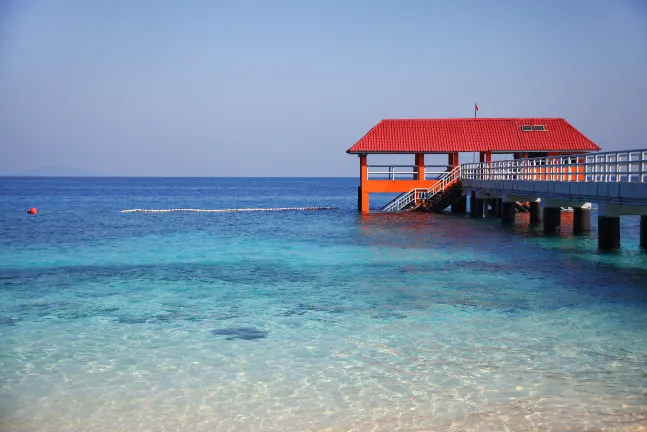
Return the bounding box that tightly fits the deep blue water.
[1,177,646,431]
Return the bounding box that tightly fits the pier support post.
[598,216,620,250]
[358,187,369,213]
[478,199,487,218]
[469,194,477,218]
[358,154,370,212]
[543,207,561,235]
[573,207,591,234]
[640,215,647,249]
[471,198,486,218]
[529,201,541,223]
[357,186,361,212]
[451,195,467,214]
[501,201,515,224]
[491,198,501,217]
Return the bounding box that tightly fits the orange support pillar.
[359,154,369,212]
[447,152,459,168]
[415,153,425,181]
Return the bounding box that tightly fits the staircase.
[420,181,463,213]
[382,166,462,212]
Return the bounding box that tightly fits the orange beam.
[362,180,439,193]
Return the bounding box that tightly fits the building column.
[359,154,369,213]
[447,152,459,170]
[479,152,492,163]
[451,195,467,214]
[529,200,541,223]
[543,207,561,235]
[415,153,425,181]
[573,207,591,234]
[640,215,647,249]
[358,189,369,213]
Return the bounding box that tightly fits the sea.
[1,177,646,432]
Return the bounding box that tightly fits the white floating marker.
[120,207,336,213]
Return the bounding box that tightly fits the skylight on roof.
[520,125,547,132]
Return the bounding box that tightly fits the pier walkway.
[384,149,647,250]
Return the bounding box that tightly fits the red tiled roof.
[346,118,600,154]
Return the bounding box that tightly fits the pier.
[460,149,647,249]
[348,118,647,250]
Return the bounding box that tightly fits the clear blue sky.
[1,0,646,176]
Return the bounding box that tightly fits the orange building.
[346,118,600,212]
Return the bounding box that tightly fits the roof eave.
[347,148,600,155]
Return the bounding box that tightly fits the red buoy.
[28,208,37,214]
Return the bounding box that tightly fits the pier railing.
[461,149,647,183]
[367,165,453,180]
[382,166,461,211]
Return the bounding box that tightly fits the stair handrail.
[382,166,462,211]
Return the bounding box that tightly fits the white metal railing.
[366,165,453,180]
[382,166,462,211]
[461,149,647,183]
[424,165,453,180]
[367,165,416,180]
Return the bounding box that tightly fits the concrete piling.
[573,207,591,234]
[529,201,541,223]
[598,216,621,250]
[470,195,486,218]
[491,198,501,217]
[543,207,561,235]
[501,202,515,224]
[451,195,467,214]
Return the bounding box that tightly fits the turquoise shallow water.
[1,177,647,431]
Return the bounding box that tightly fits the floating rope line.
[120,207,337,213]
